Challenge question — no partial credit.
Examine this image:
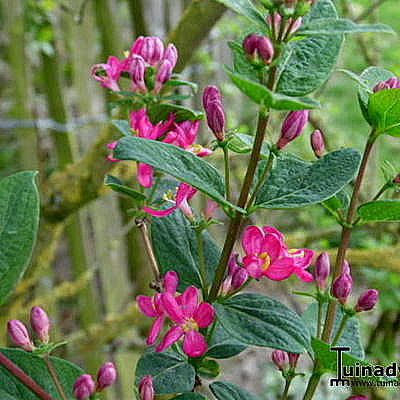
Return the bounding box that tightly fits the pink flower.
[143,183,197,219]
[91,56,122,92]
[203,200,219,220]
[137,271,179,345]
[156,286,214,358]
[241,226,294,280]
[241,226,314,281]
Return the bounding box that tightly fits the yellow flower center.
[182,318,199,332]
[259,252,271,271]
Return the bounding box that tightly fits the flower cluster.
[91,36,177,94]
[73,362,117,400]
[137,271,215,358]
[373,76,400,92]
[271,349,301,370]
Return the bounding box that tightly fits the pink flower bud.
[346,396,368,400]
[355,289,379,312]
[202,85,222,109]
[154,60,173,93]
[221,253,248,295]
[314,252,330,289]
[332,272,352,304]
[310,129,325,158]
[277,110,309,149]
[73,374,95,400]
[271,350,287,370]
[242,34,274,65]
[130,36,144,56]
[163,44,178,69]
[288,17,303,34]
[342,260,352,281]
[140,37,164,66]
[266,12,282,35]
[373,77,400,92]
[243,33,259,61]
[205,101,225,141]
[97,362,117,391]
[203,200,219,220]
[287,352,300,368]
[7,320,34,351]
[393,174,400,184]
[130,55,147,93]
[231,268,249,292]
[138,375,154,400]
[30,306,50,344]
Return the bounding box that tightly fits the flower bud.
[30,306,50,344]
[332,272,352,304]
[130,36,144,56]
[7,320,34,351]
[393,174,400,184]
[163,44,178,69]
[222,253,248,295]
[373,77,400,92]
[266,12,282,36]
[203,200,219,220]
[355,289,379,312]
[288,352,300,368]
[287,17,303,34]
[97,362,117,391]
[257,36,274,65]
[310,129,325,158]
[231,268,249,292]
[242,34,274,65]
[271,350,287,370]
[243,34,259,61]
[314,252,330,289]
[342,260,352,281]
[154,60,173,93]
[73,374,95,400]
[346,396,368,400]
[138,375,154,400]
[130,55,147,93]
[205,101,225,141]
[277,110,309,149]
[202,85,222,109]
[140,37,164,66]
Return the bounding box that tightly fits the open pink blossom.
[143,183,197,219]
[91,56,122,92]
[137,271,179,345]
[156,286,214,358]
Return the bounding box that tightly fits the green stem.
[195,229,208,298]
[148,174,161,203]
[316,299,324,339]
[281,375,294,400]
[331,314,350,346]
[44,354,67,400]
[247,150,275,210]
[223,146,231,202]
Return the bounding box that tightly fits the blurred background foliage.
[0,0,399,399]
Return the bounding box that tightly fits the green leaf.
[165,79,198,94]
[302,303,364,359]
[135,351,195,394]
[312,338,392,382]
[114,136,244,212]
[367,89,400,136]
[225,68,320,110]
[0,348,83,400]
[171,394,206,400]
[197,359,220,379]
[255,148,361,209]
[210,381,261,400]
[277,0,344,96]
[151,210,220,290]
[321,189,350,215]
[358,67,395,120]
[215,293,311,353]
[104,175,146,202]
[227,133,269,157]
[111,119,132,136]
[298,18,394,35]
[213,0,265,27]
[228,41,259,82]
[147,104,203,124]
[357,200,400,223]
[206,324,247,359]
[0,172,40,305]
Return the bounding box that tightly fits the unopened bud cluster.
[243,34,274,65]
[271,350,301,371]
[203,85,226,141]
[73,362,117,400]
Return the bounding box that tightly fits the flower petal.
[163,271,179,294]
[290,248,314,268]
[242,255,263,279]
[146,316,165,345]
[137,296,158,318]
[181,286,199,318]
[137,163,154,188]
[260,234,283,261]
[265,257,294,281]
[182,329,207,358]
[294,268,314,283]
[241,226,264,256]
[262,226,285,242]
[143,205,178,217]
[194,303,214,328]
[162,293,184,323]
[156,325,184,353]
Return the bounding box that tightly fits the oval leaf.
[357,200,400,223]
[254,148,361,209]
[0,348,83,400]
[114,136,244,212]
[206,324,247,359]
[0,172,40,305]
[147,104,203,124]
[104,175,146,202]
[171,394,206,400]
[215,293,311,353]
[135,351,195,394]
[210,381,261,400]
[213,0,266,27]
